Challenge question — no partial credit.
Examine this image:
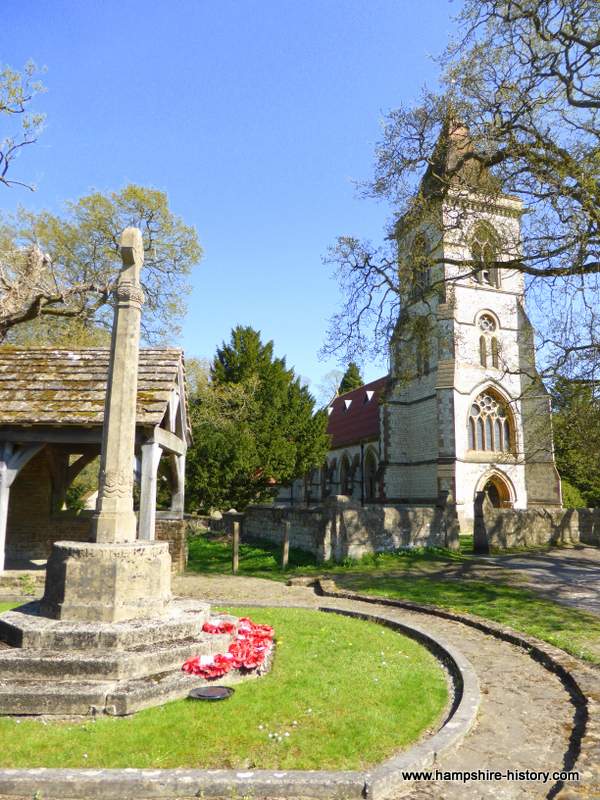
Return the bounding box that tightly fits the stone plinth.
[40,541,172,623]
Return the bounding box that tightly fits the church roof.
[0,347,186,430]
[326,376,387,450]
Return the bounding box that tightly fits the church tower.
[379,121,562,529]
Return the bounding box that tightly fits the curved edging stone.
[0,604,479,800]
[317,580,600,800]
[318,605,480,800]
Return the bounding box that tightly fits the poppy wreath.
[182,617,275,679]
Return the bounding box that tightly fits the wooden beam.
[152,427,186,456]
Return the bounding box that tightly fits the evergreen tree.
[186,326,330,512]
[338,362,364,395]
[552,378,600,507]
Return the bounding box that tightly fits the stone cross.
[92,228,145,543]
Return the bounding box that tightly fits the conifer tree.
[338,362,364,395]
[186,326,330,511]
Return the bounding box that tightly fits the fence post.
[281,520,290,570]
[232,519,240,574]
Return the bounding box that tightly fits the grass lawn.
[338,574,600,664]
[187,531,467,580]
[0,606,448,770]
[187,533,600,665]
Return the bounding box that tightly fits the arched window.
[477,314,500,369]
[364,449,378,502]
[468,390,513,452]
[410,233,431,299]
[491,337,499,368]
[471,223,500,288]
[340,455,351,496]
[479,336,487,367]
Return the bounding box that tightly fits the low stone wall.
[241,496,459,563]
[576,509,600,547]
[155,516,188,573]
[475,504,600,551]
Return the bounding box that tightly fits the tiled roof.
[326,376,387,450]
[0,347,185,428]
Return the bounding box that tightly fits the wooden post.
[138,441,162,540]
[281,520,290,570]
[232,519,240,574]
[0,442,44,572]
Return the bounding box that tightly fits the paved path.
[173,573,577,799]
[474,546,600,615]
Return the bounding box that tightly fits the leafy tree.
[552,378,600,507]
[0,61,44,190]
[323,0,600,382]
[186,327,330,512]
[0,184,202,344]
[338,362,364,394]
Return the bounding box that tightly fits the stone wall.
[475,503,600,551]
[241,495,459,563]
[155,516,188,573]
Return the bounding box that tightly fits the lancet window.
[471,223,500,288]
[477,314,499,368]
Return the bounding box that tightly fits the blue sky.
[2,0,457,397]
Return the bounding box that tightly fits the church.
[303,121,562,531]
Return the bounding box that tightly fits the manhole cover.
[188,686,235,701]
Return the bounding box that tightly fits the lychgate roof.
[0,347,186,429]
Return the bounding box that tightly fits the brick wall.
[6,450,188,571]
[6,451,92,562]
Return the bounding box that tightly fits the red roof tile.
[326,376,387,449]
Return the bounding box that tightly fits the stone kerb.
[316,582,599,800]
[0,604,480,800]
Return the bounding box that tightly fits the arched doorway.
[480,473,512,508]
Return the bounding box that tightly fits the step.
[0,598,211,651]
[0,632,232,682]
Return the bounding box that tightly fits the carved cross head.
[119,227,144,271]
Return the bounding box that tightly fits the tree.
[315,369,344,407]
[338,362,364,394]
[0,184,202,344]
[323,0,600,382]
[0,61,44,190]
[552,377,600,507]
[185,327,330,512]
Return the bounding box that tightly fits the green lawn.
[0,607,448,770]
[187,531,466,580]
[0,602,17,613]
[337,574,600,664]
[187,533,600,665]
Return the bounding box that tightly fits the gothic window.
[364,449,378,502]
[410,233,431,299]
[340,455,351,496]
[471,223,500,288]
[468,390,512,452]
[477,314,500,369]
